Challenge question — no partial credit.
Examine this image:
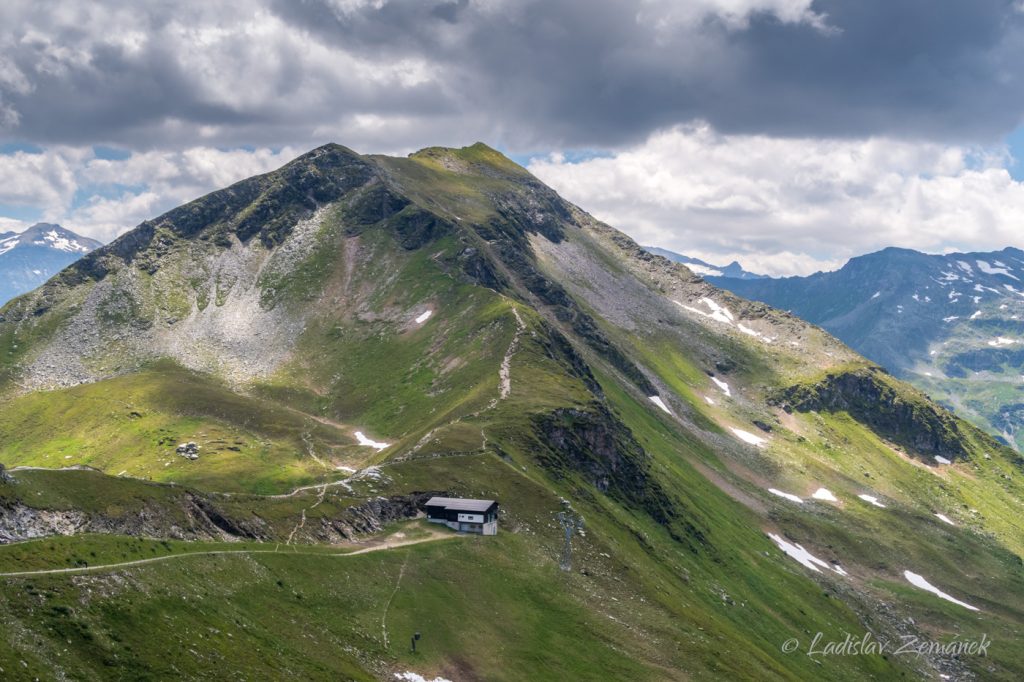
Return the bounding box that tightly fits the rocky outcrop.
[176,442,200,460]
[0,494,268,544]
[533,403,674,524]
[306,493,437,544]
[773,367,968,460]
[0,503,90,542]
[0,484,432,545]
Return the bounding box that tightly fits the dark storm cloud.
[714,0,1024,139]
[1,0,1023,151]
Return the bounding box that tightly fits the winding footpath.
[0,533,458,579]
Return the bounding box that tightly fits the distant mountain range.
[643,247,766,280]
[0,223,101,305]
[701,246,1024,450]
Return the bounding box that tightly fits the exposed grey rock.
[176,442,200,460]
[0,485,433,546]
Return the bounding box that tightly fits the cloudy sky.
[2,0,1024,275]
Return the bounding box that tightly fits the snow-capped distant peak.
[1,224,101,257]
[0,224,102,306]
[36,229,90,253]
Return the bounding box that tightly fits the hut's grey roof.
[426,497,496,512]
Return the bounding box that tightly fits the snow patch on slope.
[769,534,847,575]
[649,396,672,414]
[987,337,1018,347]
[37,229,91,253]
[976,260,1018,280]
[768,488,801,503]
[904,571,979,611]
[0,235,17,256]
[355,432,390,451]
[733,428,766,446]
[395,673,453,682]
[811,488,838,502]
[672,297,774,342]
[674,297,735,324]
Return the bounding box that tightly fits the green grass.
[0,535,270,573]
[0,361,354,494]
[0,520,654,680]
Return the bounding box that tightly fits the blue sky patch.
[0,204,43,223]
[70,183,147,211]
[504,148,614,169]
[0,142,44,156]
[1005,125,1024,181]
[92,145,132,161]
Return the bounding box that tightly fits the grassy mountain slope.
[713,247,1024,451]
[1,144,1023,680]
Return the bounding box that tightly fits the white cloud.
[529,123,1024,276]
[639,0,832,32]
[2,123,1024,274]
[0,216,29,233]
[65,190,164,243]
[81,146,298,197]
[69,146,299,242]
[0,145,300,243]
[0,147,84,211]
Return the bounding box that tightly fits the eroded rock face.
[306,493,437,544]
[533,403,673,523]
[773,367,969,460]
[0,488,436,546]
[0,504,90,543]
[0,495,263,545]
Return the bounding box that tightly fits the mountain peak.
[408,142,531,179]
[0,223,101,257]
[293,142,362,163]
[0,223,102,305]
[17,223,101,253]
[864,246,923,259]
[643,247,766,280]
